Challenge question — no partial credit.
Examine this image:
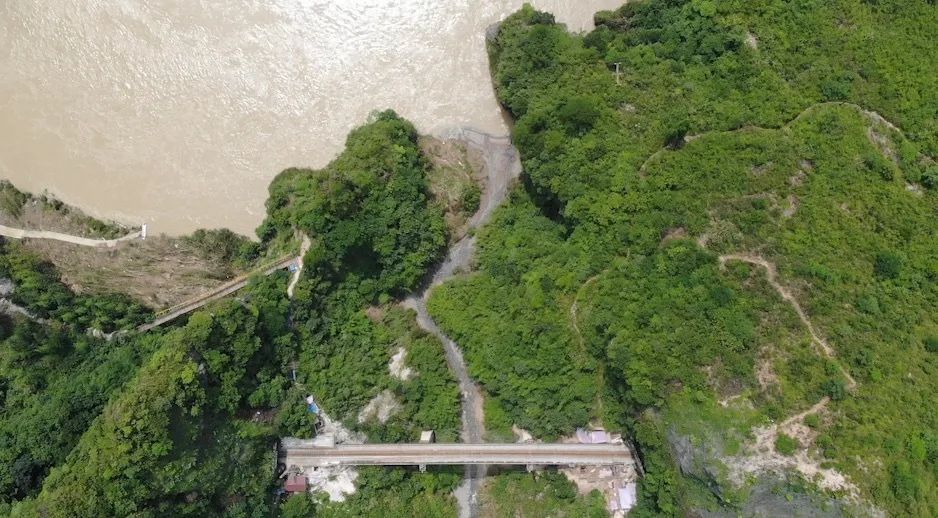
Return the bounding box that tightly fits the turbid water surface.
[0,0,622,235]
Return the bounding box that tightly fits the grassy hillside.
[429,1,937,515]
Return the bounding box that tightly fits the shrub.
[924,336,938,354]
[923,165,938,189]
[0,181,29,218]
[874,252,903,280]
[775,433,799,456]
[558,96,601,136]
[822,379,847,401]
[804,414,821,429]
[461,184,482,214]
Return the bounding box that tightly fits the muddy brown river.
[0,0,622,236]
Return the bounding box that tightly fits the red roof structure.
[284,474,308,493]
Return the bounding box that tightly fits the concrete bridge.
[280,441,636,469]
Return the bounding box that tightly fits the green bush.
[804,414,821,429]
[924,336,938,354]
[460,183,482,214]
[775,434,799,456]
[874,252,903,280]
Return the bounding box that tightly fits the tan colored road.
[0,224,141,248]
[282,443,635,468]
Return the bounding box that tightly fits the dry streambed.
[403,129,522,518]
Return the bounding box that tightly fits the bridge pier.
[419,464,427,473]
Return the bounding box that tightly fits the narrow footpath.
[403,128,522,518]
[718,254,857,390]
[287,234,312,299]
[0,223,141,248]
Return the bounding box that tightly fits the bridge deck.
[137,256,296,332]
[282,442,634,467]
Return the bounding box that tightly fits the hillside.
[428,1,937,515]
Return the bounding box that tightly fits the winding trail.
[569,273,601,353]
[568,273,609,419]
[639,101,909,176]
[0,223,141,248]
[718,254,857,390]
[287,234,312,299]
[403,128,522,518]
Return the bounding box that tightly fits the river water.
[0,0,621,236]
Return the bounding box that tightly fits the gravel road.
[403,128,522,518]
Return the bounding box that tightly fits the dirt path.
[718,254,857,390]
[137,255,296,332]
[0,223,142,248]
[287,234,311,299]
[569,273,601,352]
[639,102,908,176]
[403,128,522,518]
[718,254,864,493]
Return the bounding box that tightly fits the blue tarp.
[307,403,320,414]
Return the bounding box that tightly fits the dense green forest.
[427,1,937,516]
[0,110,466,516]
[3,1,937,516]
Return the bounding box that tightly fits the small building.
[284,474,308,493]
[609,483,638,513]
[576,428,610,444]
[419,430,436,444]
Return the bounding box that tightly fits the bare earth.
[718,254,861,498]
[18,236,241,309]
[404,128,522,518]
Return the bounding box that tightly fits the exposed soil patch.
[286,233,311,299]
[782,195,799,218]
[364,305,386,322]
[751,162,773,176]
[357,389,401,424]
[867,127,897,163]
[421,136,487,243]
[660,227,687,245]
[0,182,130,239]
[789,170,807,187]
[21,235,240,308]
[389,346,415,381]
[756,355,780,391]
[724,398,857,496]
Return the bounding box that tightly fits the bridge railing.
[150,255,295,319]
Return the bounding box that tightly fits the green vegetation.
[0,319,156,504]
[1,110,460,515]
[775,434,799,456]
[425,1,938,515]
[259,110,445,305]
[317,467,461,518]
[0,240,151,331]
[482,471,607,517]
[182,228,263,268]
[9,274,293,516]
[0,180,128,239]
